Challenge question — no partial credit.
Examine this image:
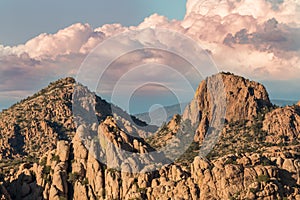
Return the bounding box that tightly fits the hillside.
[0,77,156,160]
[0,73,299,200]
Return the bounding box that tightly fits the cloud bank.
[0,0,300,109]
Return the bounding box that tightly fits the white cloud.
[137,14,170,29]
[0,23,128,60]
[23,23,93,60]
[0,0,300,109]
[185,0,300,24]
[79,24,130,54]
[180,0,300,80]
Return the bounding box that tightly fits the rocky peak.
[219,72,271,122]
[183,72,272,143]
[185,72,272,123]
[200,73,272,122]
[0,73,300,200]
[47,77,75,89]
[0,77,76,159]
[0,77,156,160]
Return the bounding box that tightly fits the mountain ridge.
[0,72,299,200]
[0,77,155,160]
[135,99,298,126]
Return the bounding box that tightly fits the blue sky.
[0,0,186,46]
[0,0,299,113]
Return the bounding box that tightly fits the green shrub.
[174,115,181,124]
[40,157,47,166]
[68,172,80,184]
[249,188,256,193]
[43,165,51,175]
[51,154,60,162]
[81,177,89,185]
[41,165,52,183]
[224,157,237,165]
[257,174,270,183]
[261,157,273,166]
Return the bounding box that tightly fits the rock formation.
[0,73,299,200]
[0,77,156,160]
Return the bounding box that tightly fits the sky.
[0,0,186,46]
[0,0,300,113]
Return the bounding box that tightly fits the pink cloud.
[0,0,300,109]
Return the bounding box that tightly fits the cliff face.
[220,73,271,122]
[182,72,272,143]
[0,73,300,200]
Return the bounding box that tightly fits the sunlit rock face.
[0,73,300,200]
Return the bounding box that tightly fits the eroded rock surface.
[0,73,299,200]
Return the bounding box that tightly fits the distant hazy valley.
[135,99,297,126]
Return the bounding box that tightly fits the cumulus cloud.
[0,23,92,60]
[0,23,128,60]
[0,0,300,109]
[80,23,128,54]
[223,18,300,53]
[185,0,300,24]
[178,0,300,80]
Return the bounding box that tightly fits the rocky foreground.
[0,73,299,200]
